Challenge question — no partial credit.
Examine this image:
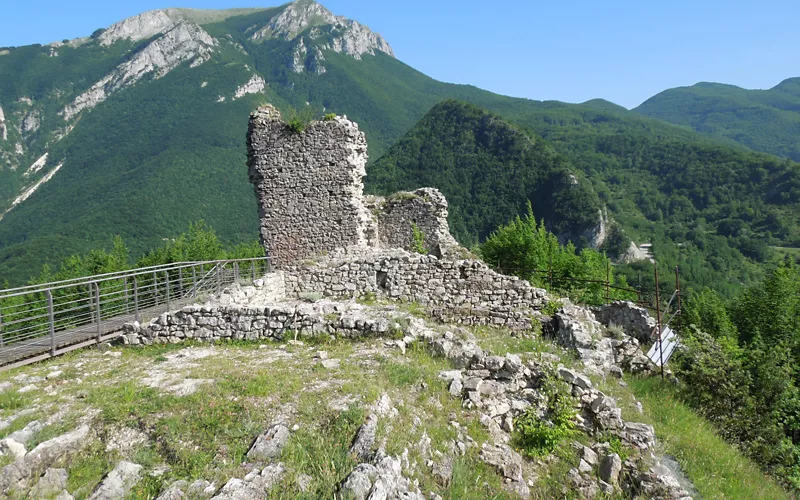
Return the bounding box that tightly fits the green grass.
[628,377,790,499]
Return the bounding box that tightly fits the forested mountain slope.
[635,78,800,161]
[370,100,800,296]
[0,0,799,294]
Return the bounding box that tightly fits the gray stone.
[247,424,290,461]
[0,425,91,493]
[30,468,69,498]
[88,461,143,499]
[0,438,26,460]
[350,414,378,461]
[599,454,622,485]
[8,420,43,446]
[339,463,377,500]
[479,444,524,482]
[581,446,598,466]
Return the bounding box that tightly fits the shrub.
[288,118,306,134]
[514,377,576,456]
[411,223,427,255]
[323,113,337,121]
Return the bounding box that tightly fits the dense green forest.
[367,101,609,249]
[368,100,800,297]
[635,78,800,161]
[1,5,799,301]
[674,261,800,491]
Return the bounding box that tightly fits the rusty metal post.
[637,272,642,305]
[654,264,664,380]
[675,265,682,334]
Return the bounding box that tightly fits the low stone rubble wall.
[593,301,657,343]
[122,302,403,346]
[283,248,548,329]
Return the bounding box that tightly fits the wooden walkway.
[0,301,186,372]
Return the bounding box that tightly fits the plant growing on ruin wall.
[411,223,427,255]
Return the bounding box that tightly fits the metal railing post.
[216,264,222,294]
[133,276,139,323]
[251,260,256,282]
[165,271,171,311]
[234,262,240,283]
[192,266,197,298]
[178,268,183,298]
[124,277,130,314]
[654,265,664,380]
[47,289,55,356]
[0,306,4,347]
[153,272,159,306]
[94,282,102,342]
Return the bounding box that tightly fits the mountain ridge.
[0,2,798,295]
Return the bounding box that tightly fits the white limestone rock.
[99,10,177,46]
[251,0,394,60]
[88,461,143,499]
[234,75,267,100]
[0,105,6,141]
[64,21,216,120]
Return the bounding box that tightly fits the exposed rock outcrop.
[251,0,394,60]
[0,425,91,494]
[99,10,177,46]
[64,21,216,120]
[0,105,6,141]
[88,461,143,499]
[234,74,267,100]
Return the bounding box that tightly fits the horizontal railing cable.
[0,257,270,367]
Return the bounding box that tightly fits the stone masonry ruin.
[247,105,458,266]
[112,106,692,500]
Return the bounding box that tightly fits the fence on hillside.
[495,260,682,376]
[0,257,270,370]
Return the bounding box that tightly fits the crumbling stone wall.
[247,105,374,267]
[593,301,657,343]
[367,188,459,257]
[283,248,547,328]
[247,106,458,266]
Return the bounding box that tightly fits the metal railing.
[0,257,270,368]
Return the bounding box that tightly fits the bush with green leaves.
[513,376,576,456]
[410,223,427,255]
[479,202,634,305]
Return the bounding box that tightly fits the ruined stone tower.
[247,105,458,266]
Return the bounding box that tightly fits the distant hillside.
[367,101,610,250]
[0,0,799,296]
[634,79,800,161]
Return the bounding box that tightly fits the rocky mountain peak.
[98,9,178,46]
[253,0,395,60]
[252,0,337,41]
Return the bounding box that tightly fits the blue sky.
[3,0,799,108]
